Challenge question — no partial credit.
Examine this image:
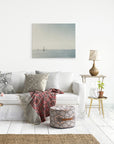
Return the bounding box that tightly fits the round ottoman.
[50,105,75,129]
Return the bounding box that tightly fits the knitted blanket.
[19,89,63,124]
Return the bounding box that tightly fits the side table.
[88,97,107,118]
[80,74,106,83]
[80,74,107,118]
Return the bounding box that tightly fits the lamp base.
[89,61,99,76]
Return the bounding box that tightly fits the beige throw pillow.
[23,74,48,92]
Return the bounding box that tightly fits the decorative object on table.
[0,134,100,144]
[32,24,75,58]
[89,88,98,98]
[89,50,99,76]
[0,103,3,106]
[88,97,107,118]
[98,80,104,98]
[50,105,75,129]
[0,73,15,94]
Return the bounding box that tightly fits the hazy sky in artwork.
[32,24,75,50]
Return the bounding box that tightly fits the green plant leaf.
[97,81,104,90]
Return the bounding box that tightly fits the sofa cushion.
[0,92,79,105]
[0,94,21,104]
[58,72,74,92]
[56,92,79,105]
[23,74,48,92]
[36,71,59,90]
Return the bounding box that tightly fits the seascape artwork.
[32,24,75,58]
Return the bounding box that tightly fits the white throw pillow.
[36,71,59,90]
[11,72,26,93]
[58,72,74,92]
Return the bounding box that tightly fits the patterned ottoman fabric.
[50,105,75,129]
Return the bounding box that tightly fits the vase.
[98,91,104,98]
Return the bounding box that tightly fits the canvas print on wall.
[32,24,75,58]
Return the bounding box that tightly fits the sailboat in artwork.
[43,46,46,52]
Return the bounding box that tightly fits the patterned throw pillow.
[23,74,49,92]
[0,73,15,94]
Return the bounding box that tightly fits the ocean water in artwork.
[32,49,75,58]
[32,24,76,58]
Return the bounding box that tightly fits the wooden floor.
[0,107,114,144]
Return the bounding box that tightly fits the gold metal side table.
[88,97,107,118]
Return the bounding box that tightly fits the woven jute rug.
[0,134,100,144]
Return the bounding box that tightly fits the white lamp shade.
[89,50,99,61]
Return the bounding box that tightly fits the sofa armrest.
[72,82,84,95]
[72,82,86,118]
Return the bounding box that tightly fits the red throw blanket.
[30,89,64,122]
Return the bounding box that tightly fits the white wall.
[0,0,114,103]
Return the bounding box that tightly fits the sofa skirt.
[0,104,25,121]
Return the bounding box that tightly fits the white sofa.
[0,71,86,120]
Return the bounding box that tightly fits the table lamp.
[89,50,99,76]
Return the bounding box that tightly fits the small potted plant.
[98,80,104,98]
